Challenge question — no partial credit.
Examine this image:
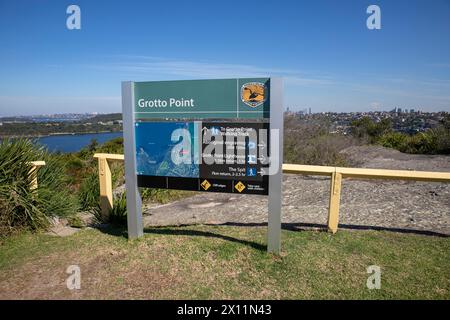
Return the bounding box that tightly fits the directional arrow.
[258,155,267,163]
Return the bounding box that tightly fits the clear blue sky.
[0,0,449,116]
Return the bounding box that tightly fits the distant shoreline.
[0,130,123,139]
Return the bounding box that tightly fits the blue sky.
[0,0,449,116]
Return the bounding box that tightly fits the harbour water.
[36,132,123,153]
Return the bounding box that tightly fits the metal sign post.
[267,78,283,254]
[122,81,143,239]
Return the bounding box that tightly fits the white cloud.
[87,55,334,87]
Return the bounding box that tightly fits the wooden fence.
[93,153,450,233]
[29,161,46,190]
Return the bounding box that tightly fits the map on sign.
[135,122,199,178]
[134,78,271,195]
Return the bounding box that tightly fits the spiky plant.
[0,139,78,236]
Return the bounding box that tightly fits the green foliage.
[96,137,124,154]
[67,215,84,228]
[379,128,450,155]
[377,132,408,150]
[283,115,358,166]
[109,193,127,226]
[91,192,127,226]
[351,115,450,155]
[0,139,78,236]
[76,138,125,211]
[78,169,99,210]
[351,117,392,143]
[76,137,123,160]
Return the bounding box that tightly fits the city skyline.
[1,0,450,116]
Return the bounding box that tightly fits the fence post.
[327,170,342,233]
[29,161,46,190]
[97,156,113,221]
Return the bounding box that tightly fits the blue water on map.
[135,122,199,178]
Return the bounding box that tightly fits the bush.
[109,193,127,226]
[0,139,78,236]
[78,169,99,210]
[77,137,124,160]
[92,192,127,226]
[284,116,358,166]
[351,117,392,143]
[379,127,450,155]
[378,132,408,150]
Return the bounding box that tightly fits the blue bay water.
[36,132,123,153]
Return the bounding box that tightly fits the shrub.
[109,193,127,226]
[351,117,392,143]
[0,139,78,236]
[78,168,99,210]
[96,137,124,154]
[379,127,450,155]
[92,192,127,226]
[378,132,408,150]
[284,116,358,166]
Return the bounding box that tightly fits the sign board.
[122,78,283,253]
[136,120,270,194]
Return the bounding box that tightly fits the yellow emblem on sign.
[241,82,267,108]
[234,181,246,193]
[201,179,211,191]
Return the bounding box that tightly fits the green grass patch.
[0,226,448,299]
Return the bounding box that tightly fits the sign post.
[121,78,283,253]
[122,81,143,239]
[268,78,283,254]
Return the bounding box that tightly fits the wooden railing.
[29,161,46,190]
[283,164,450,233]
[93,153,125,221]
[93,153,450,233]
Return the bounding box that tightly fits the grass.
[0,225,448,299]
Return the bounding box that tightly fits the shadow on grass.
[96,224,267,252]
[143,227,266,251]
[95,221,448,250]
[214,222,449,238]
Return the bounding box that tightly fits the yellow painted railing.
[283,164,450,232]
[94,153,450,233]
[29,161,46,190]
[93,153,125,220]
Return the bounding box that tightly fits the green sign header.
[133,78,270,119]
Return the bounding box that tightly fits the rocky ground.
[142,145,450,235]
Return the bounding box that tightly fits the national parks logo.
[241,82,267,108]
